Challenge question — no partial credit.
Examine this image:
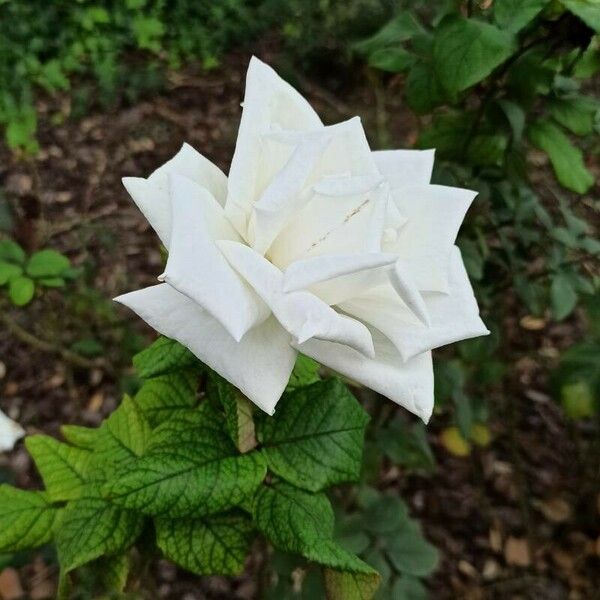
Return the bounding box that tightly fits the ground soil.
[0,48,598,600]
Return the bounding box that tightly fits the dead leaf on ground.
[504,536,531,567]
[534,497,572,523]
[0,568,24,600]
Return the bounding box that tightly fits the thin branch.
[0,310,113,374]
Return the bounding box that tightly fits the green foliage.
[0,238,77,307]
[0,339,378,596]
[258,379,370,491]
[357,0,598,435]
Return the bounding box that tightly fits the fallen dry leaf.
[87,391,104,412]
[0,568,24,600]
[519,315,546,330]
[534,497,572,523]
[504,537,531,567]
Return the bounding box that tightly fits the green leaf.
[155,512,254,575]
[0,486,58,552]
[104,404,267,517]
[562,0,600,32]
[391,576,428,599]
[416,112,471,156]
[207,373,257,453]
[354,13,424,55]
[134,368,199,427]
[363,494,410,535]
[494,0,550,33]
[91,396,151,479]
[259,379,369,492]
[549,96,598,136]
[466,134,508,166]
[528,120,594,193]
[551,273,578,320]
[405,62,448,114]
[377,420,436,472]
[252,483,376,575]
[498,99,526,141]
[0,261,22,285]
[286,354,321,390]
[55,498,144,572]
[61,425,100,449]
[384,524,439,577]
[38,277,65,287]
[25,435,91,501]
[323,569,381,600]
[26,249,70,278]
[0,240,26,264]
[133,336,198,378]
[433,17,517,93]
[368,48,414,72]
[92,553,131,593]
[8,276,35,306]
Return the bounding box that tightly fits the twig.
[0,310,113,374]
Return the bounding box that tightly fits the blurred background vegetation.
[0,0,598,598]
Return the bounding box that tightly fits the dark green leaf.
[368,48,414,72]
[286,354,321,391]
[551,273,578,320]
[55,498,144,572]
[416,112,471,156]
[354,13,424,55]
[405,62,448,114]
[104,404,266,517]
[133,336,198,378]
[391,576,428,599]
[494,0,550,33]
[549,96,598,136]
[38,277,65,288]
[0,486,58,552]
[259,379,369,492]
[384,524,439,577]
[134,368,199,427]
[433,17,517,93]
[364,494,410,535]
[498,99,526,141]
[252,483,376,575]
[528,120,594,193]
[155,512,254,575]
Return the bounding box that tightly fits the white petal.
[0,409,25,452]
[248,132,331,255]
[123,143,227,247]
[217,241,374,357]
[390,261,430,326]
[162,175,269,341]
[225,57,323,238]
[283,253,397,293]
[294,332,434,422]
[373,149,435,189]
[115,284,296,415]
[386,184,476,292]
[340,246,489,361]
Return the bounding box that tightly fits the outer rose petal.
[340,246,489,361]
[386,184,476,292]
[163,175,269,341]
[0,409,25,452]
[115,284,296,415]
[294,331,435,422]
[122,143,227,247]
[372,149,435,189]
[217,241,375,357]
[226,56,323,238]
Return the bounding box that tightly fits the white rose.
[116,57,488,421]
[0,409,24,452]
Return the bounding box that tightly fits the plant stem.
[0,310,113,374]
